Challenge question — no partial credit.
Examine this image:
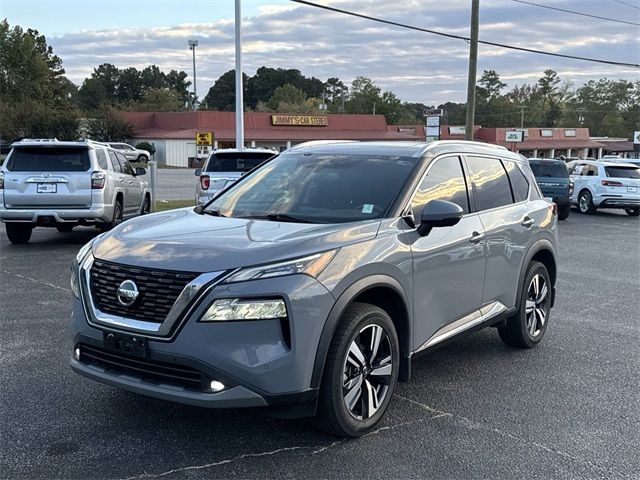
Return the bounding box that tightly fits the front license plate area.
[544,196,554,202]
[37,183,57,193]
[103,332,148,358]
[628,186,637,193]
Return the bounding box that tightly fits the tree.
[201,69,247,111]
[0,20,79,141]
[85,108,134,142]
[267,84,307,110]
[477,70,506,100]
[346,76,382,114]
[324,77,348,112]
[133,88,183,112]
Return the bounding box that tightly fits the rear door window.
[605,166,640,179]
[6,147,90,171]
[529,161,568,178]
[411,156,470,214]
[504,160,530,202]
[205,152,275,173]
[465,156,514,211]
[117,153,134,175]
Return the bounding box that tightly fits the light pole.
[465,0,479,141]
[188,39,199,110]
[235,0,244,150]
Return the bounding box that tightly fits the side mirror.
[135,167,146,176]
[417,200,464,236]
[195,168,202,176]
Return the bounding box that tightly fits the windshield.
[529,161,568,178]
[605,166,640,179]
[7,147,91,172]
[205,152,275,173]
[206,152,418,223]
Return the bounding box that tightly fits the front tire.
[578,190,596,214]
[498,261,551,348]
[625,207,640,217]
[313,303,399,437]
[137,154,148,163]
[140,195,151,215]
[6,223,33,244]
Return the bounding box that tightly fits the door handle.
[118,178,124,183]
[521,217,535,228]
[128,181,134,185]
[469,231,485,244]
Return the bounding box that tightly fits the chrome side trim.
[414,301,508,353]
[79,254,223,338]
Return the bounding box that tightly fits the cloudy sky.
[2,0,639,104]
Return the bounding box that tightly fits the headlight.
[70,267,80,299]
[223,250,337,284]
[75,240,93,264]
[201,298,287,322]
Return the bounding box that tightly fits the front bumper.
[70,264,335,412]
[0,204,114,224]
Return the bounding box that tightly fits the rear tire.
[625,207,639,217]
[100,200,123,232]
[578,190,596,214]
[558,205,570,220]
[6,223,33,244]
[56,224,74,233]
[498,261,551,349]
[312,302,399,438]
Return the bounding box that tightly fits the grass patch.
[154,199,195,212]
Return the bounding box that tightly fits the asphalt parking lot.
[1,209,638,479]
[155,168,198,201]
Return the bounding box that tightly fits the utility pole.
[519,105,526,128]
[235,0,245,150]
[188,40,198,110]
[465,0,479,141]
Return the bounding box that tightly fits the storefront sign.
[505,130,524,142]
[195,132,213,145]
[449,126,466,135]
[398,127,417,134]
[271,115,328,126]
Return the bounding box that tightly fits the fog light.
[210,380,225,392]
[74,347,80,361]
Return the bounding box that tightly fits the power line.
[612,0,640,10]
[289,0,640,69]
[510,0,640,27]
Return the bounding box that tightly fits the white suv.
[567,160,640,216]
[107,143,151,163]
[0,139,152,243]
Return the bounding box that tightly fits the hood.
[92,207,380,272]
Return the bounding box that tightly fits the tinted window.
[108,150,122,172]
[117,153,134,175]
[504,161,530,202]
[208,153,418,223]
[528,161,568,178]
[412,156,469,214]
[205,152,275,173]
[95,149,109,170]
[605,166,640,179]
[465,156,514,211]
[7,147,90,172]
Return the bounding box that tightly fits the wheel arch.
[516,240,557,310]
[311,275,412,389]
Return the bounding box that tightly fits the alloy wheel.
[342,324,394,420]
[525,274,549,338]
[579,193,590,213]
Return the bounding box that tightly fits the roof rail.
[19,138,59,143]
[289,140,358,150]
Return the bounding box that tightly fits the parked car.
[70,140,558,437]
[0,139,152,243]
[194,148,276,205]
[528,158,572,220]
[567,160,640,216]
[108,142,151,163]
[602,156,640,168]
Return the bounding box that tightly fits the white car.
[567,160,640,216]
[107,143,151,163]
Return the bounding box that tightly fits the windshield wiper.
[194,205,226,217]
[243,213,315,223]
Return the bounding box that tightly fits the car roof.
[569,159,639,168]
[527,158,566,164]
[285,140,520,162]
[212,148,277,154]
[11,139,108,149]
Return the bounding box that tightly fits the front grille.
[90,259,199,324]
[78,344,204,390]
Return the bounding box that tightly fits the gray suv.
[70,141,558,437]
[0,139,151,243]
